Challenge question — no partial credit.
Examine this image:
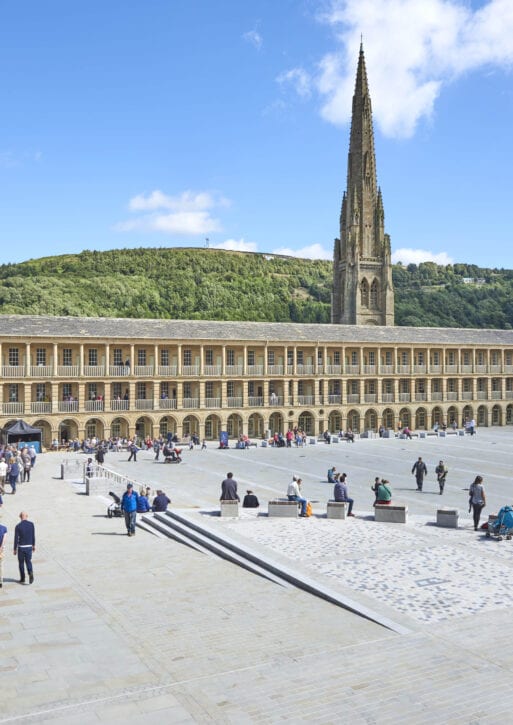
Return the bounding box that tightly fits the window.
[331,380,341,394]
[88,349,98,366]
[62,348,73,366]
[401,351,408,365]
[247,350,255,366]
[368,351,375,366]
[36,348,46,366]
[447,379,456,392]
[298,380,304,395]
[205,349,213,365]
[491,351,500,365]
[416,380,425,393]
[226,349,234,366]
[248,382,254,396]
[417,352,424,365]
[506,352,513,366]
[432,379,441,392]
[227,381,234,397]
[113,348,123,365]
[62,383,72,398]
[205,381,213,398]
[492,378,501,391]
[183,350,192,366]
[8,348,19,366]
[36,383,46,401]
[137,349,146,365]
[463,379,472,392]
[112,383,122,398]
[367,380,376,394]
[383,380,392,393]
[399,379,409,393]
[183,383,191,398]
[462,351,470,365]
[160,382,169,397]
[360,279,369,307]
[477,379,486,392]
[88,383,97,399]
[267,350,275,366]
[370,279,378,308]
[296,351,304,365]
[287,350,294,366]
[351,351,358,366]
[136,382,146,399]
[317,350,323,364]
[349,380,358,394]
[9,384,18,402]
[476,351,484,365]
[333,351,340,365]
[160,349,169,366]
[447,351,456,365]
[432,352,440,366]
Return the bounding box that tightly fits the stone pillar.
[53,343,58,376]
[25,343,31,376]
[79,344,84,376]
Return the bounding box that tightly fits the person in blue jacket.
[121,483,139,537]
[8,459,20,494]
[136,492,151,513]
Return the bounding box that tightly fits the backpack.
[305,501,313,517]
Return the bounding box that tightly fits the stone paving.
[1,430,513,722]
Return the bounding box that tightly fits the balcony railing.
[380,365,394,374]
[431,392,443,401]
[1,365,24,378]
[490,365,502,373]
[506,391,513,399]
[430,365,442,373]
[84,365,105,377]
[227,396,243,408]
[346,365,359,375]
[461,365,473,373]
[328,394,342,404]
[399,393,411,402]
[85,400,105,412]
[158,398,177,409]
[397,365,410,374]
[205,397,221,408]
[475,365,487,373]
[445,365,458,373]
[364,394,377,403]
[58,365,79,377]
[2,402,24,414]
[248,396,263,406]
[158,365,177,376]
[226,364,243,375]
[287,365,294,375]
[362,365,376,374]
[491,391,502,399]
[110,400,129,411]
[381,393,394,403]
[30,365,53,377]
[296,365,314,375]
[182,398,200,409]
[247,365,263,375]
[325,365,342,374]
[58,400,79,413]
[30,401,52,414]
[269,396,283,406]
[204,365,222,376]
[135,399,154,410]
[297,395,314,405]
[415,393,427,401]
[267,365,284,375]
[134,365,154,376]
[446,392,458,400]
[109,365,130,376]
[347,394,360,403]
[182,365,200,376]
[413,365,427,374]
[476,391,487,400]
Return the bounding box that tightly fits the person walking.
[0,519,7,587]
[121,483,139,537]
[13,511,35,584]
[127,441,138,462]
[435,460,448,495]
[8,458,20,494]
[412,457,428,491]
[469,475,486,531]
[220,472,240,501]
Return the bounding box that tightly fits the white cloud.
[212,238,258,253]
[272,243,333,260]
[276,67,312,98]
[392,247,454,265]
[115,189,228,236]
[279,0,513,138]
[242,29,263,50]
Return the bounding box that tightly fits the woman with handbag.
[469,475,486,531]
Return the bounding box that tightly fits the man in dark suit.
[13,511,35,584]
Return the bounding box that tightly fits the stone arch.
[328,410,342,432]
[57,418,79,444]
[507,404,513,425]
[360,278,369,308]
[415,407,427,430]
[111,416,130,439]
[158,415,176,437]
[382,408,394,429]
[364,408,378,431]
[135,416,153,440]
[447,406,458,426]
[346,409,360,432]
[227,413,243,438]
[492,405,502,426]
[297,411,315,435]
[431,407,443,428]
[477,405,488,427]
[84,418,105,440]
[398,407,411,429]
[31,419,52,448]
[462,405,474,423]
[248,413,264,438]
[183,415,200,436]
[205,414,221,440]
[269,412,284,435]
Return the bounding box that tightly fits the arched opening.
[364,409,377,431]
[298,411,315,435]
[360,278,369,308]
[58,418,79,444]
[462,405,473,424]
[328,410,342,432]
[492,405,502,426]
[227,414,243,438]
[477,406,488,427]
[110,417,129,439]
[507,404,513,425]
[398,408,411,429]
[382,408,394,430]
[248,413,264,438]
[135,416,153,440]
[415,407,427,430]
[346,409,360,433]
[431,407,443,428]
[370,278,379,308]
[269,412,283,435]
[183,415,200,436]
[205,414,221,440]
[158,416,176,437]
[85,418,105,441]
[32,419,52,448]
[447,406,458,427]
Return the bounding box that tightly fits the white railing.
[205,397,221,408]
[158,365,177,376]
[325,365,341,374]
[134,365,154,376]
[182,398,200,409]
[328,394,342,404]
[476,391,487,400]
[415,393,427,401]
[110,400,129,411]
[297,395,314,405]
[445,365,458,373]
[430,365,442,373]
[287,365,294,375]
[267,365,284,375]
[59,401,79,413]
[461,365,473,373]
[491,391,502,399]
[84,365,105,377]
[2,402,24,414]
[347,394,360,403]
[397,365,410,374]
[1,365,24,378]
[227,397,243,408]
[380,365,394,374]
[345,365,359,375]
[413,365,426,374]
[364,394,377,403]
[30,365,52,377]
[30,401,52,414]
[399,393,411,402]
[204,365,222,376]
[362,365,376,374]
[158,398,177,409]
[446,392,458,400]
[226,365,243,375]
[381,394,394,403]
[268,396,283,406]
[85,400,105,412]
[248,396,263,406]
[247,365,264,375]
[109,365,130,376]
[84,463,146,490]
[475,365,487,373]
[296,365,314,375]
[58,365,79,377]
[490,365,502,373]
[182,365,200,376]
[135,399,154,410]
[431,392,443,401]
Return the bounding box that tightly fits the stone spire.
[331,43,394,326]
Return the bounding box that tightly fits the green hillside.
[0,247,511,328]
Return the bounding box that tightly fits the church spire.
[331,44,394,326]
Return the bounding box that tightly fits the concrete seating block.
[327,501,348,519]
[220,500,239,517]
[309,438,317,445]
[437,508,459,528]
[330,436,339,444]
[459,430,465,436]
[268,499,299,518]
[419,431,427,439]
[260,440,268,447]
[374,504,408,523]
[438,431,446,437]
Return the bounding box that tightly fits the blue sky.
[1,0,512,268]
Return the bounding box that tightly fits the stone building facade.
[0,315,512,446]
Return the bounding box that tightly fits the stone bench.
[268,499,299,518]
[220,500,240,517]
[436,508,459,528]
[326,500,348,519]
[374,504,408,523]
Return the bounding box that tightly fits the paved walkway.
[1,430,513,723]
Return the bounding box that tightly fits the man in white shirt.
[0,458,7,494]
[287,477,307,516]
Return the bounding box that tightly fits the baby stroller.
[486,505,513,541]
[107,491,123,518]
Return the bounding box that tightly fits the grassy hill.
[0,247,511,328]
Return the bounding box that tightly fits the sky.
[0,0,512,268]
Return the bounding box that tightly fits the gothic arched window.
[370,279,379,308]
[360,279,369,308]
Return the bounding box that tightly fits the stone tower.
[331,44,394,326]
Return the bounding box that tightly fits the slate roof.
[0,314,510,346]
